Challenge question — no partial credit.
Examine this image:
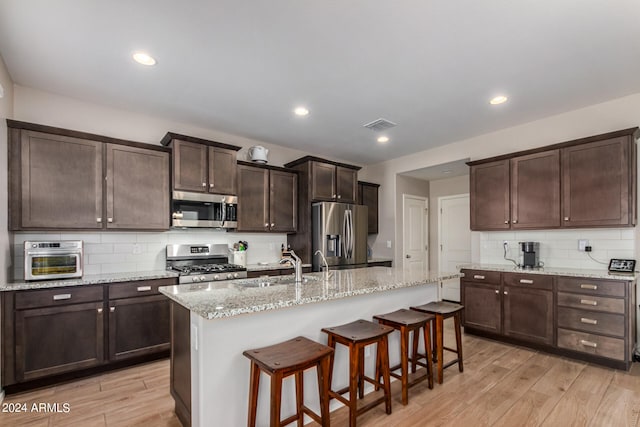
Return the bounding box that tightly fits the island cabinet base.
[463,327,632,371]
[170,283,438,427]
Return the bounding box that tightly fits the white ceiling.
[1,1,640,165]
[402,159,470,182]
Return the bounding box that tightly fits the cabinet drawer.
[557,292,625,314]
[15,286,103,309]
[557,328,625,360]
[503,272,553,290]
[557,307,625,337]
[108,278,176,300]
[557,277,626,298]
[461,269,500,284]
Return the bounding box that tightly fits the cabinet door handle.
[495,289,499,294]
[519,279,533,284]
[580,317,598,325]
[332,194,336,198]
[53,294,71,301]
[137,286,152,292]
[110,307,116,312]
[564,217,569,221]
[264,223,269,228]
[210,183,214,188]
[271,223,275,228]
[337,195,341,199]
[580,339,597,348]
[97,217,102,223]
[580,284,598,290]
[512,220,517,224]
[503,291,508,295]
[202,182,207,187]
[107,218,113,223]
[580,299,598,306]
[473,275,485,280]
[97,308,103,314]
[504,220,509,224]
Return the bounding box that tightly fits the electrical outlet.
[578,239,589,252]
[386,240,392,249]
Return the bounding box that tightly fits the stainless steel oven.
[171,191,237,229]
[24,241,83,281]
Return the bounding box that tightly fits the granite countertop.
[458,263,638,281]
[159,266,461,320]
[0,270,179,291]
[246,262,312,272]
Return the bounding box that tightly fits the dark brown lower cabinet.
[461,281,501,333]
[15,301,105,382]
[108,295,170,361]
[503,286,554,345]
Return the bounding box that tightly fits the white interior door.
[438,194,471,302]
[403,195,428,273]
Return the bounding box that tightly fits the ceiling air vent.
[362,118,397,132]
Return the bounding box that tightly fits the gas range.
[166,243,247,284]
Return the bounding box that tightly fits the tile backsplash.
[479,228,636,270]
[13,230,288,280]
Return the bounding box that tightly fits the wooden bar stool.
[243,336,334,427]
[410,301,464,384]
[373,309,435,405]
[321,319,394,427]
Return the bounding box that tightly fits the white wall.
[359,92,640,264]
[0,57,13,284]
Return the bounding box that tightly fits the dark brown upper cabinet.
[358,181,380,234]
[510,150,560,229]
[470,160,510,230]
[562,137,634,227]
[237,163,297,233]
[469,128,638,231]
[308,160,358,203]
[160,132,241,195]
[8,120,171,231]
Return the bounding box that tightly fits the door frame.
[402,194,429,272]
[437,193,470,273]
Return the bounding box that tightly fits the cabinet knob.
[210,183,214,188]
[495,289,499,294]
[504,220,509,224]
[332,194,336,198]
[271,223,275,228]
[337,195,341,199]
[265,223,269,227]
[512,220,517,224]
[564,217,569,221]
[108,218,113,223]
[97,217,102,223]
[202,182,207,187]
[97,308,103,314]
[503,291,508,295]
[110,307,115,313]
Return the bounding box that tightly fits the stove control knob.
[233,273,239,278]
[227,273,233,279]
[213,275,220,280]
[200,275,207,282]
[192,276,200,283]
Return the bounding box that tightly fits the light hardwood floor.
[1,327,639,426]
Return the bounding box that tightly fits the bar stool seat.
[410,301,464,384]
[322,319,394,427]
[373,309,434,405]
[243,336,333,427]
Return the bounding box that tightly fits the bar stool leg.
[358,347,365,399]
[295,371,304,427]
[411,328,418,374]
[317,356,331,427]
[247,362,260,427]
[454,312,464,373]
[400,325,409,405]
[435,314,444,384]
[379,335,392,414]
[326,335,335,393]
[423,321,434,389]
[348,343,359,427]
[270,372,283,427]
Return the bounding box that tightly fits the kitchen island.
[159,266,461,427]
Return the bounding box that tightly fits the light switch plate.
[386,240,392,248]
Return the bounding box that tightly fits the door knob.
[405,254,411,259]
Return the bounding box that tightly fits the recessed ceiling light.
[294,107,309,116]
[132,52,156,66]
[490,95,508,105]
[377,136,390,144]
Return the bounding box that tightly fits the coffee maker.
[520,242,541,269]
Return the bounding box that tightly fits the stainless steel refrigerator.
[312,202,368,271]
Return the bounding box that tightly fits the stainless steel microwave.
[171,191,238,229]
[24,241,83,281]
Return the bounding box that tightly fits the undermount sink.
[235,275,320,288]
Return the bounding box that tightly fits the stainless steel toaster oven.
[24,241,83,281]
